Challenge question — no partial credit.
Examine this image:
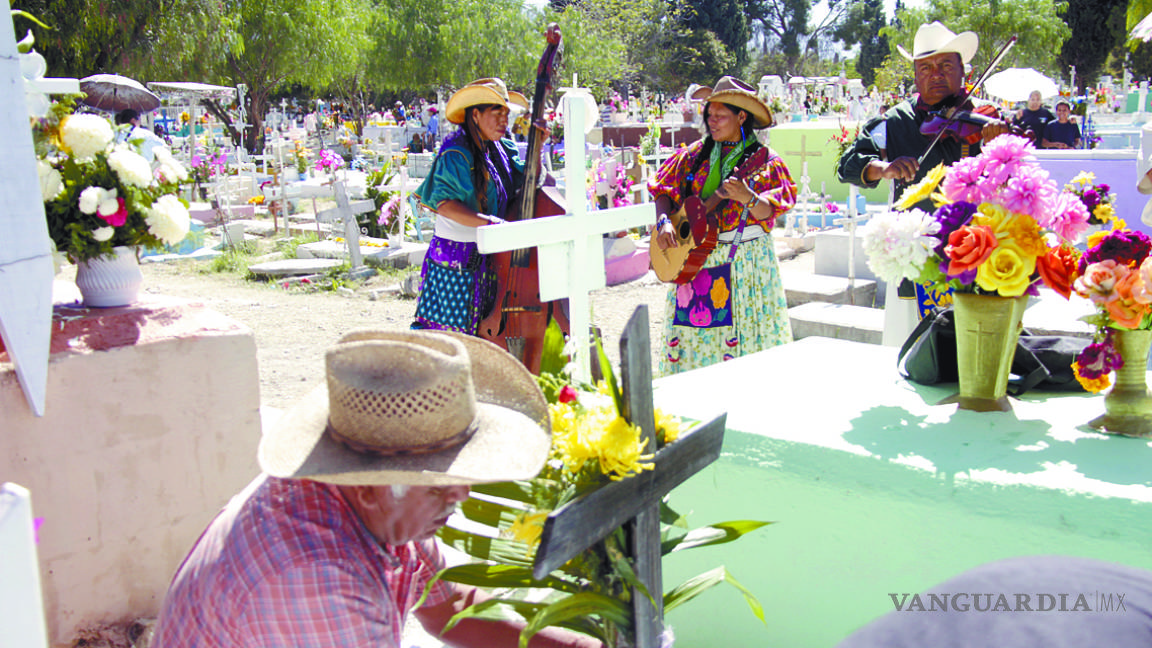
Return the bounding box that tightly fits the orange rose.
[1108,271,1151,329]
[1036,245,1080,300]
[945,225,998,277]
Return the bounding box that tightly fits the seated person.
[114,108,169,161]
[154,330,600,648]
[1041,101,1081,149]
[408,132,425,154]
[1013,90,1054,144]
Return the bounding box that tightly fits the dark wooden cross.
[532,305,728,648]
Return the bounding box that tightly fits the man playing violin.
[837,21,1011,212]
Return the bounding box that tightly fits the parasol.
[146,81,237,102]
[79,74,161,113]
[1132,12,1152,41]
[983,68,1059,103]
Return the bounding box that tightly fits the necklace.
[717,139,741,146]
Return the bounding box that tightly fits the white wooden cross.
[0,483,48,648]
[476,88,656,382]
[0,14,79,417]
[316,180,376,269]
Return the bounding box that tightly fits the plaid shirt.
[155,475,455,647]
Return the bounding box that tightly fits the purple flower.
[1081,188,1099,210]
[1079,229,1152,275]
[1099,183,1111,194]
[932,201,978,257]
[1075,338,1124,379]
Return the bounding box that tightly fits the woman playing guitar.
[651,76,798,374]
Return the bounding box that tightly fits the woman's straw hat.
[696,76,773,129]
[445,78,530,125]
[258,330,550,486]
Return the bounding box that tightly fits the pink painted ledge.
[0,286,250,361]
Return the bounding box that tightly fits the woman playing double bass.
[651,76,798,374]
[411,78,529,334]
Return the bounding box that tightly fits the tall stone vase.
[1090,329,1152,437]
[74,246,143,308]
[951,292,1029,412]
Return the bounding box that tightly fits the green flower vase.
[1090,329,1152,437]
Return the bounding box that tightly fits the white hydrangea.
[92,226,114,241]
[107,148,154,187]
[38,160,63,201]
[155,158,189,184]
[78,186,105,214]
[60,114,114,160]
[861,209,942,284]
[145,194,191,245]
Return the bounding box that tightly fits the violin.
[919,95,1030,145]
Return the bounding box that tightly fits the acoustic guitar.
[650,146,770,284]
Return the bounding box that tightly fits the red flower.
[1037,245,1081,299]
[945,225,997,277]
[557,385,578,403]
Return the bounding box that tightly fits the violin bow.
[917,35,1018,165]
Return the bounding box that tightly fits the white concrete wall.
[0,298,261,646]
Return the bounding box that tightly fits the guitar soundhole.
[676,220,691,241]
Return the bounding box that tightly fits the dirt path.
[129,261,670,410]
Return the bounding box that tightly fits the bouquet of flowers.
[433,321,768,648]
[315,148,344,174]
[35,99,191,263]
[1066,228,1152,392]
[292,140,310,174]
[828,121,861,168]
[1065,172,1116,226]
[861,134,1090,299]
[590,158,636,210]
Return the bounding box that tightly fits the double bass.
[477,24,570,373]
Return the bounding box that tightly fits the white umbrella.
[983,68,1059,103]
[1132,12,1152,41]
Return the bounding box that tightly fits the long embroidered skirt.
[659,233,792,375]
[412,236,493,334]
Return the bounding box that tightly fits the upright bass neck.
[515,23,562,222]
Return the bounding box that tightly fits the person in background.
[1014,90,1055,145]
[408,132,425,154]
[650,76,797,373]
[154,329,600,648]
[1041,101,1082,149]
[426,105,440,148]
[411,78,529,334]
[114,108,168,162]
[836,21,1010,213]
[394,100,407,125]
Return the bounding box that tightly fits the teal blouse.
[416,137,526,218]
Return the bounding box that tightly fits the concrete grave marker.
[0,13,79,417]
[477,89,655,382]
[0,483,48,648]
[316,180,376,269]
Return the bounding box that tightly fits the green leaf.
[521,592,631,648]
[662,520,774,554]
[441,597,539,635]
[436,526,534,567]
[10,11,51,30]
[664,566,766,624]
[593,332,624,416]
[458,495,525,530]
[471,480,538,504]
[437,563,580,594]
[539,317,568,379]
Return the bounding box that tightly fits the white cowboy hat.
[696,76,773,129]
[258,330,550,486]
[897,21,979,65]
[445,78,530,125]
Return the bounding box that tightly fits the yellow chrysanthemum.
[597,415,654,480]
[1094,203,1115,224]
[655,408,685,445]
[710,277,730,309]
[1073,362,1111,393]
[1111,217,1128,232]
[507,510,549,552]
[895,163,946,210]
[974,205,1045,258]
[975,240,1036,296]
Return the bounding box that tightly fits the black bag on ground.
[897,307,1090,395]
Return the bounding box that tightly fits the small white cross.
[316,181,377,268]
[477,89,655,382]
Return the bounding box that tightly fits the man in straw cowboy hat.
[837,21,1011,213]
[155,330,600,648]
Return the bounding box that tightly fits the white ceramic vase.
[74,246,142,308]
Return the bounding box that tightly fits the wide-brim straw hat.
[696,76,773,129]
[445,78,530,125]
[258,330,550,486]
[897,21,978,65]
